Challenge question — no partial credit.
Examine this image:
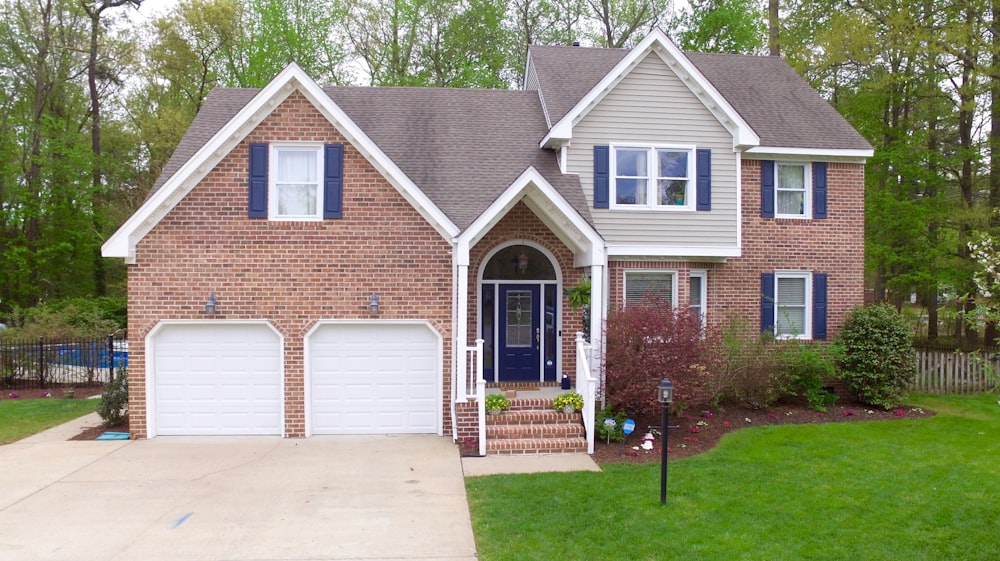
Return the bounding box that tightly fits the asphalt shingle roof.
[528,45,872,151]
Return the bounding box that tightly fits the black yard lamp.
[657,378,674,505]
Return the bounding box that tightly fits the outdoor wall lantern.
[205,293,218,315]
[370,293,380,315]
[657,377,674,505]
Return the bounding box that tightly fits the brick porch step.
[485,397,587,455]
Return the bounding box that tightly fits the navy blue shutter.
[696,149,711,211]
[761,273,775,334]
[324,143,344,219]
[593,145,610,209]
[248,143,268,218]
[813,273,828,340]
[761,160,775,218]
[813,162,828,219]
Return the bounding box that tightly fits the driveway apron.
[0,434,478,561]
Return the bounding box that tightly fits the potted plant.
[485,393,511,415]
[553,392,583,414]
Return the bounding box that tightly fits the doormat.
[96,431,129,440]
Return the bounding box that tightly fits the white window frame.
[623,270,678,307]
[775,162,812,219]
[610,144,696,211]
[269,144,324,221]
[774,271,812,339]
[689,270,707,327]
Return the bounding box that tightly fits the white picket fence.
[913,349,999,394]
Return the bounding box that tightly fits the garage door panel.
[309,324,438,435]
[153,323,282,436]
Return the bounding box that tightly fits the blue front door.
[498,284,540,381]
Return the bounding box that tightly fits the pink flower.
[842,409,855,417]
[894,409,906,417]
[689,426,700,433]
[723,421,730,428]
[8,392,18,399]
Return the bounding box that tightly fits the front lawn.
[466,394,1000,561]
[0,397,100,444]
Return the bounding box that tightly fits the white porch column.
[455,263,469,401]
[589,264,605,392]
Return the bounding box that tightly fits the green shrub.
[2,296,125,339]
[719,319,790,409]
[595,406,628,442]
[98,366,128,427]
[779,341,840,411]
[836,304,916,409]
[485,393,510,412]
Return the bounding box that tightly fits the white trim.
[540,29,759,150]
[302,319,444,437]
[269,143,324,221]
[609,143,697,211]
[735,151,743,253]
[144,319,285,439]
[622,269,679,308]
[773,271,813,340]
[689,270,708,328]
[454,166,605,268]
[744,147,873,161]
[607,244,739,259]
[476,241,563,384]
[103,63,458,263]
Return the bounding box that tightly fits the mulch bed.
[69,418,129,440]
[592,397,933,465]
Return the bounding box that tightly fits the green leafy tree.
[677,0,766,54]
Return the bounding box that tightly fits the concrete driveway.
[0,420,478,561]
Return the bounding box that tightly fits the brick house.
[102,31,871,452]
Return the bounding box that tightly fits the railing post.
[108,333,115,384]
[37,336,45,389]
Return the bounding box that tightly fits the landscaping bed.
[592,398,933,465]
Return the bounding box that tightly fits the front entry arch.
[479,243,560,383]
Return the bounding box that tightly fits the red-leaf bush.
[602,300,723,417]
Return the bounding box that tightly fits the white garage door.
[309,323,439,435]
[152,323,282,436]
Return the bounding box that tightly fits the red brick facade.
[127,92,454,438]
[607,160,865,339]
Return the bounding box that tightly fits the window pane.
[658,150,688,178]
[776,307,805,336]
[778,164,804,190]
[659,180,687,205]
[778,190,804,215]
[777,277,806,305]
[616,149,647,176]
[625,272,673,306]
[277,184,316,215]
[505,291,532,347]
[689,275,703,306]
[277,150,317,182]
[616,178,647,205]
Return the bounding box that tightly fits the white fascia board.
[745,146,874,161]
[455,167,605,268]
[103,63,459,263]
[539,29,760,151]
[607,244,740,260]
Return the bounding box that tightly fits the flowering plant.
[485,394,511,413]
[553,392,584,412]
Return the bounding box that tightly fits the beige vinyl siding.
[566,52,739,252]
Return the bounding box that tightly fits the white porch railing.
[576,332,597,454]
[463,339,486,456]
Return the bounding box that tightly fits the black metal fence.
[0,335,127,391]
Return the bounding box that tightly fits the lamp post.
[657,378,674,505]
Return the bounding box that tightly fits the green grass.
[0,397,100,444]
[466,394,1000,561]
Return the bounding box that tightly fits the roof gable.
[536,29,759,151]
[102,63,459,262]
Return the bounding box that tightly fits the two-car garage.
[148,321,441,438]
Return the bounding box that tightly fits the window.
[271,145,323,219]
[776,163,810,217]
[624,271,677,307]
[762,271,827,340]
[689,271,707,325]
[612,146,694,209]
[775,273,809,337]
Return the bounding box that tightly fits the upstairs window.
[272,145,323,220]
[612,146,694,209]
[776,163,810,217]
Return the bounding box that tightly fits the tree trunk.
[768,0,779,56]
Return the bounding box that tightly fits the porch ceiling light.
[205,293,218,315]
[370,293,380,315]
